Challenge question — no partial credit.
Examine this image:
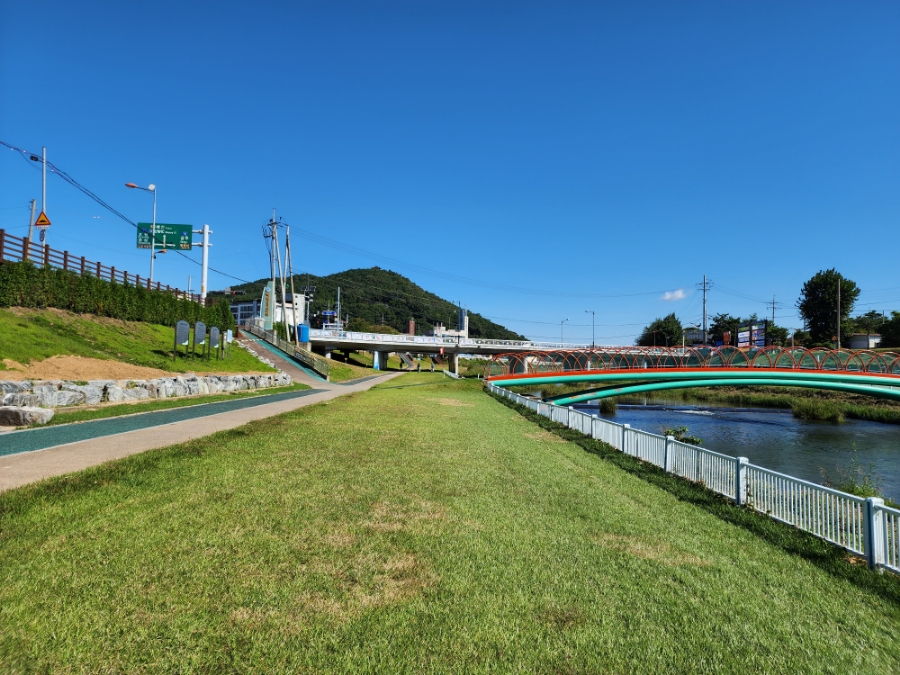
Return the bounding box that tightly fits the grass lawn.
[0,308,274,375]
[44,383,311,426]
[1,375,899,673]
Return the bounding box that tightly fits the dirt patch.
[0,355,272,382]
[0,356,172,382]
[591,533,707,566]
[524,430,567,443]
[429,398,474,407]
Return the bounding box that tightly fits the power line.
[2,139,252,285]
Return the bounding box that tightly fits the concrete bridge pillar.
[450,353,459,376]
[373,351,390,371]
[324,349,332,360]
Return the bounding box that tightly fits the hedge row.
[0,261,235,329]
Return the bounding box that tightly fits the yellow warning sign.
[34,211,51,227]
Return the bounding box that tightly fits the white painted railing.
[487,382,900,574]
[308,328,594,350]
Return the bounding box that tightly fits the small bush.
[792,399,845,423]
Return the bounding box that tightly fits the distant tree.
[767,324,789,346]
[878,311,900,348]
[797,269,860,346]
[636,313,683,347]
[853,310,883,337]
[791,329,811,347]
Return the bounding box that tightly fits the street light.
[125,182,157,284]
[585,310,595,349]
[560,317,569,345]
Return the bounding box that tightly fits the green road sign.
[137,223,193,250]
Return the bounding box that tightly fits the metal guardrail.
[487,382,900,574]
[241,324,331,380]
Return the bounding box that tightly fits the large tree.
[878,311,900,348]
[636,313,683,347]
[797,269,860,346]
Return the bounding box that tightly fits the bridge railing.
[308,328,594,350]
[242,324,331,380]
[486,382,900,574]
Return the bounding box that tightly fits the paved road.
[0,341,402,492]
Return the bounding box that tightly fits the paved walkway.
[0,340,402,493]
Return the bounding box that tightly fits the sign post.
[174,320,190,361]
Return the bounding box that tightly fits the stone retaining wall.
[0,372,293,409]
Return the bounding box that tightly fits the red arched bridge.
[483,346,900,405]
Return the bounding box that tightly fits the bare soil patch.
[0,355,272,382]
[591,532,707,566]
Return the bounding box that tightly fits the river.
[570,397,900,503]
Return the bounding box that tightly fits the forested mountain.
[212,267,526,340]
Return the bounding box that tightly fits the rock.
[53,390,86,407]
[0,406,54,426]
[1,393,40,407]
[61,384,103,405]
[0,381,31,394]
[88,380,116,389]
[32,384,60,407]
[106,386,125,403]
[122,387,149,401]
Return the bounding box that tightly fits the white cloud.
[661,289,687,301]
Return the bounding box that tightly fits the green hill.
[214,268,526,341]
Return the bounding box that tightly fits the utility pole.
[585,310,595,349]
[336,286,342,329]
[837,277,841,349]
[767,296,778,326]
[194,224,212,304]
[699,275,712,345]
[285,225,299,344]
[26,199,36,259]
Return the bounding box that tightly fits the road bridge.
[484,346,900,404]
[307,328,593,373]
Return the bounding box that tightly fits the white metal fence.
[487,382,900,574]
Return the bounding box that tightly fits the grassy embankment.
[2,374,899,673]
[0,308,275,375]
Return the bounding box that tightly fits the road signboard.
[34,211,51,227]
[137,223,193,250]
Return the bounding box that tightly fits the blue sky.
[2,1,898,344]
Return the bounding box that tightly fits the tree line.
[637,269,900,349]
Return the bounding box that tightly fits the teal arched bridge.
[483,346,900,405]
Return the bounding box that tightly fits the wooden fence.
[0,228,208,305]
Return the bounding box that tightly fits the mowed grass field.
[1,375,899,673]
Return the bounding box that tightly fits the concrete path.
[0,370,401,494]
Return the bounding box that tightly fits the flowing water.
[570,397,900,503]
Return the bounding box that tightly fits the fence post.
[621,424,630,452]
[96,261,101,276]
[43,244,50,267]
[0,229,5,261]
[63,250,69,270]
[80,256,85,274]
[110,266,115,282]
[864,497,886,570]
[664,436,675,473]
[735,457,749,505]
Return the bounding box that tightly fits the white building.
[848,333,882,349]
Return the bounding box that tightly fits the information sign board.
[226,329,233,343]
[137,223,193,250]
[209,327,220,349]
[175,320,190,346]
[194,321,207,346]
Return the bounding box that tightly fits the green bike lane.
[0,388,324,458]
